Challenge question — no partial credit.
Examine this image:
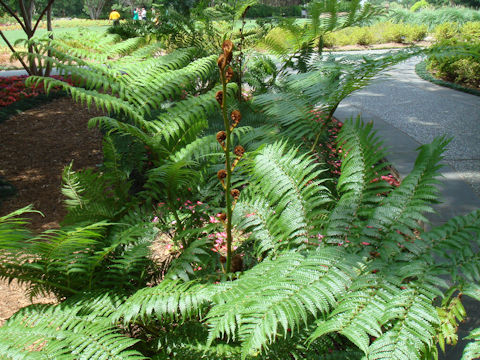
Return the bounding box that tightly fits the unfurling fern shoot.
[216,40,244,274]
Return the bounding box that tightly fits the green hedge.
[324,21,428,47]
[416,60,480,96]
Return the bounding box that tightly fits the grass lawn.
[0,26,108,46]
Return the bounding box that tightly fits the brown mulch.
[0,96,104,325]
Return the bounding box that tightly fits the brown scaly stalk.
[215,40,244,274]
[236,6,250,102]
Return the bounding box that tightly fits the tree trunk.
[45,3,53,76]
[0,0,57,76]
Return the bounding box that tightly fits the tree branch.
[33,0,56,34]
[0,29,31,75]
[0,0,28,34]
[18,0,32,35]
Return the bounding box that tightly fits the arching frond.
[114,279,215,324]
[323,118,391,244]
[0,292,142,360]
[361,136,450,253]
[463,328,480,360]
[206,248,360,359]
[234,141,331,255]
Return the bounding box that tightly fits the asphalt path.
[334,53,480,360]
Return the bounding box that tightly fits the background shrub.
[382,22,408,42]
[427,37,480,89]
[322,21,427,47]
[246,4,301,18]
[451,58,480,87]
[461,21,480,41]
[405,23,428,41]
[434,22,459,41]
[354,27,375,45]
[410,0,430,12]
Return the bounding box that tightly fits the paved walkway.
[334,55,480,359]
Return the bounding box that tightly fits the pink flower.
[209,216,219,224]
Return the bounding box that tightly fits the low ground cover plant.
[426,21,480,89]
[0,75,71,107]
[0,1,479,359]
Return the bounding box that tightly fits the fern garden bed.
[1,2,480,359]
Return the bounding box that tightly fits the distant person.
[109,9,121,26]
[133,8,139,21]
[141,8,147,21]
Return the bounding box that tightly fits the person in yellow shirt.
[109,9,121,26]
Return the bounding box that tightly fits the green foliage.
[411,0,431,12]
[434,21,460,40]
[261,0,382,74]
[0,292,144,360]
[245,3,302,18]
[0,205,158,298]
[463,327,480,360]
[387,7,480,30]
[234,141,331,256]
[461,21,480,41]
[1,15,480,360]
[426,37,480,88]
[322,21,427,47]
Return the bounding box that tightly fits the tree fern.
[309,275,401,353]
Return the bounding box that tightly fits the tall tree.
[52,0,83,17]
[0,0,56,75]
[83,0,107,19]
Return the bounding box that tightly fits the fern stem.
[311,107,336,152]
[221,73,233,274]
[168,194,186,249]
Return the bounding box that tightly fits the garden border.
[0,91,65,124]
[415,60,480,97]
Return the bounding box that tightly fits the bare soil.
[0,97,104,325]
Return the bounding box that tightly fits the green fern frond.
[114,279,214,324]
[164,239,209,282]
[206,248,359,359]
[234,141,331,254]
[365,282,440,359]
[107,36,147,57]
[61,162,87,209]
[361,136,450,253]
[324,118,391,244]
[462,327,480,360]
[419,209,480,284]
[144,160,200,201]
[0,205,38,246]
[27,76,144,122]
[309,275,401,353]
[0,292,143,360]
